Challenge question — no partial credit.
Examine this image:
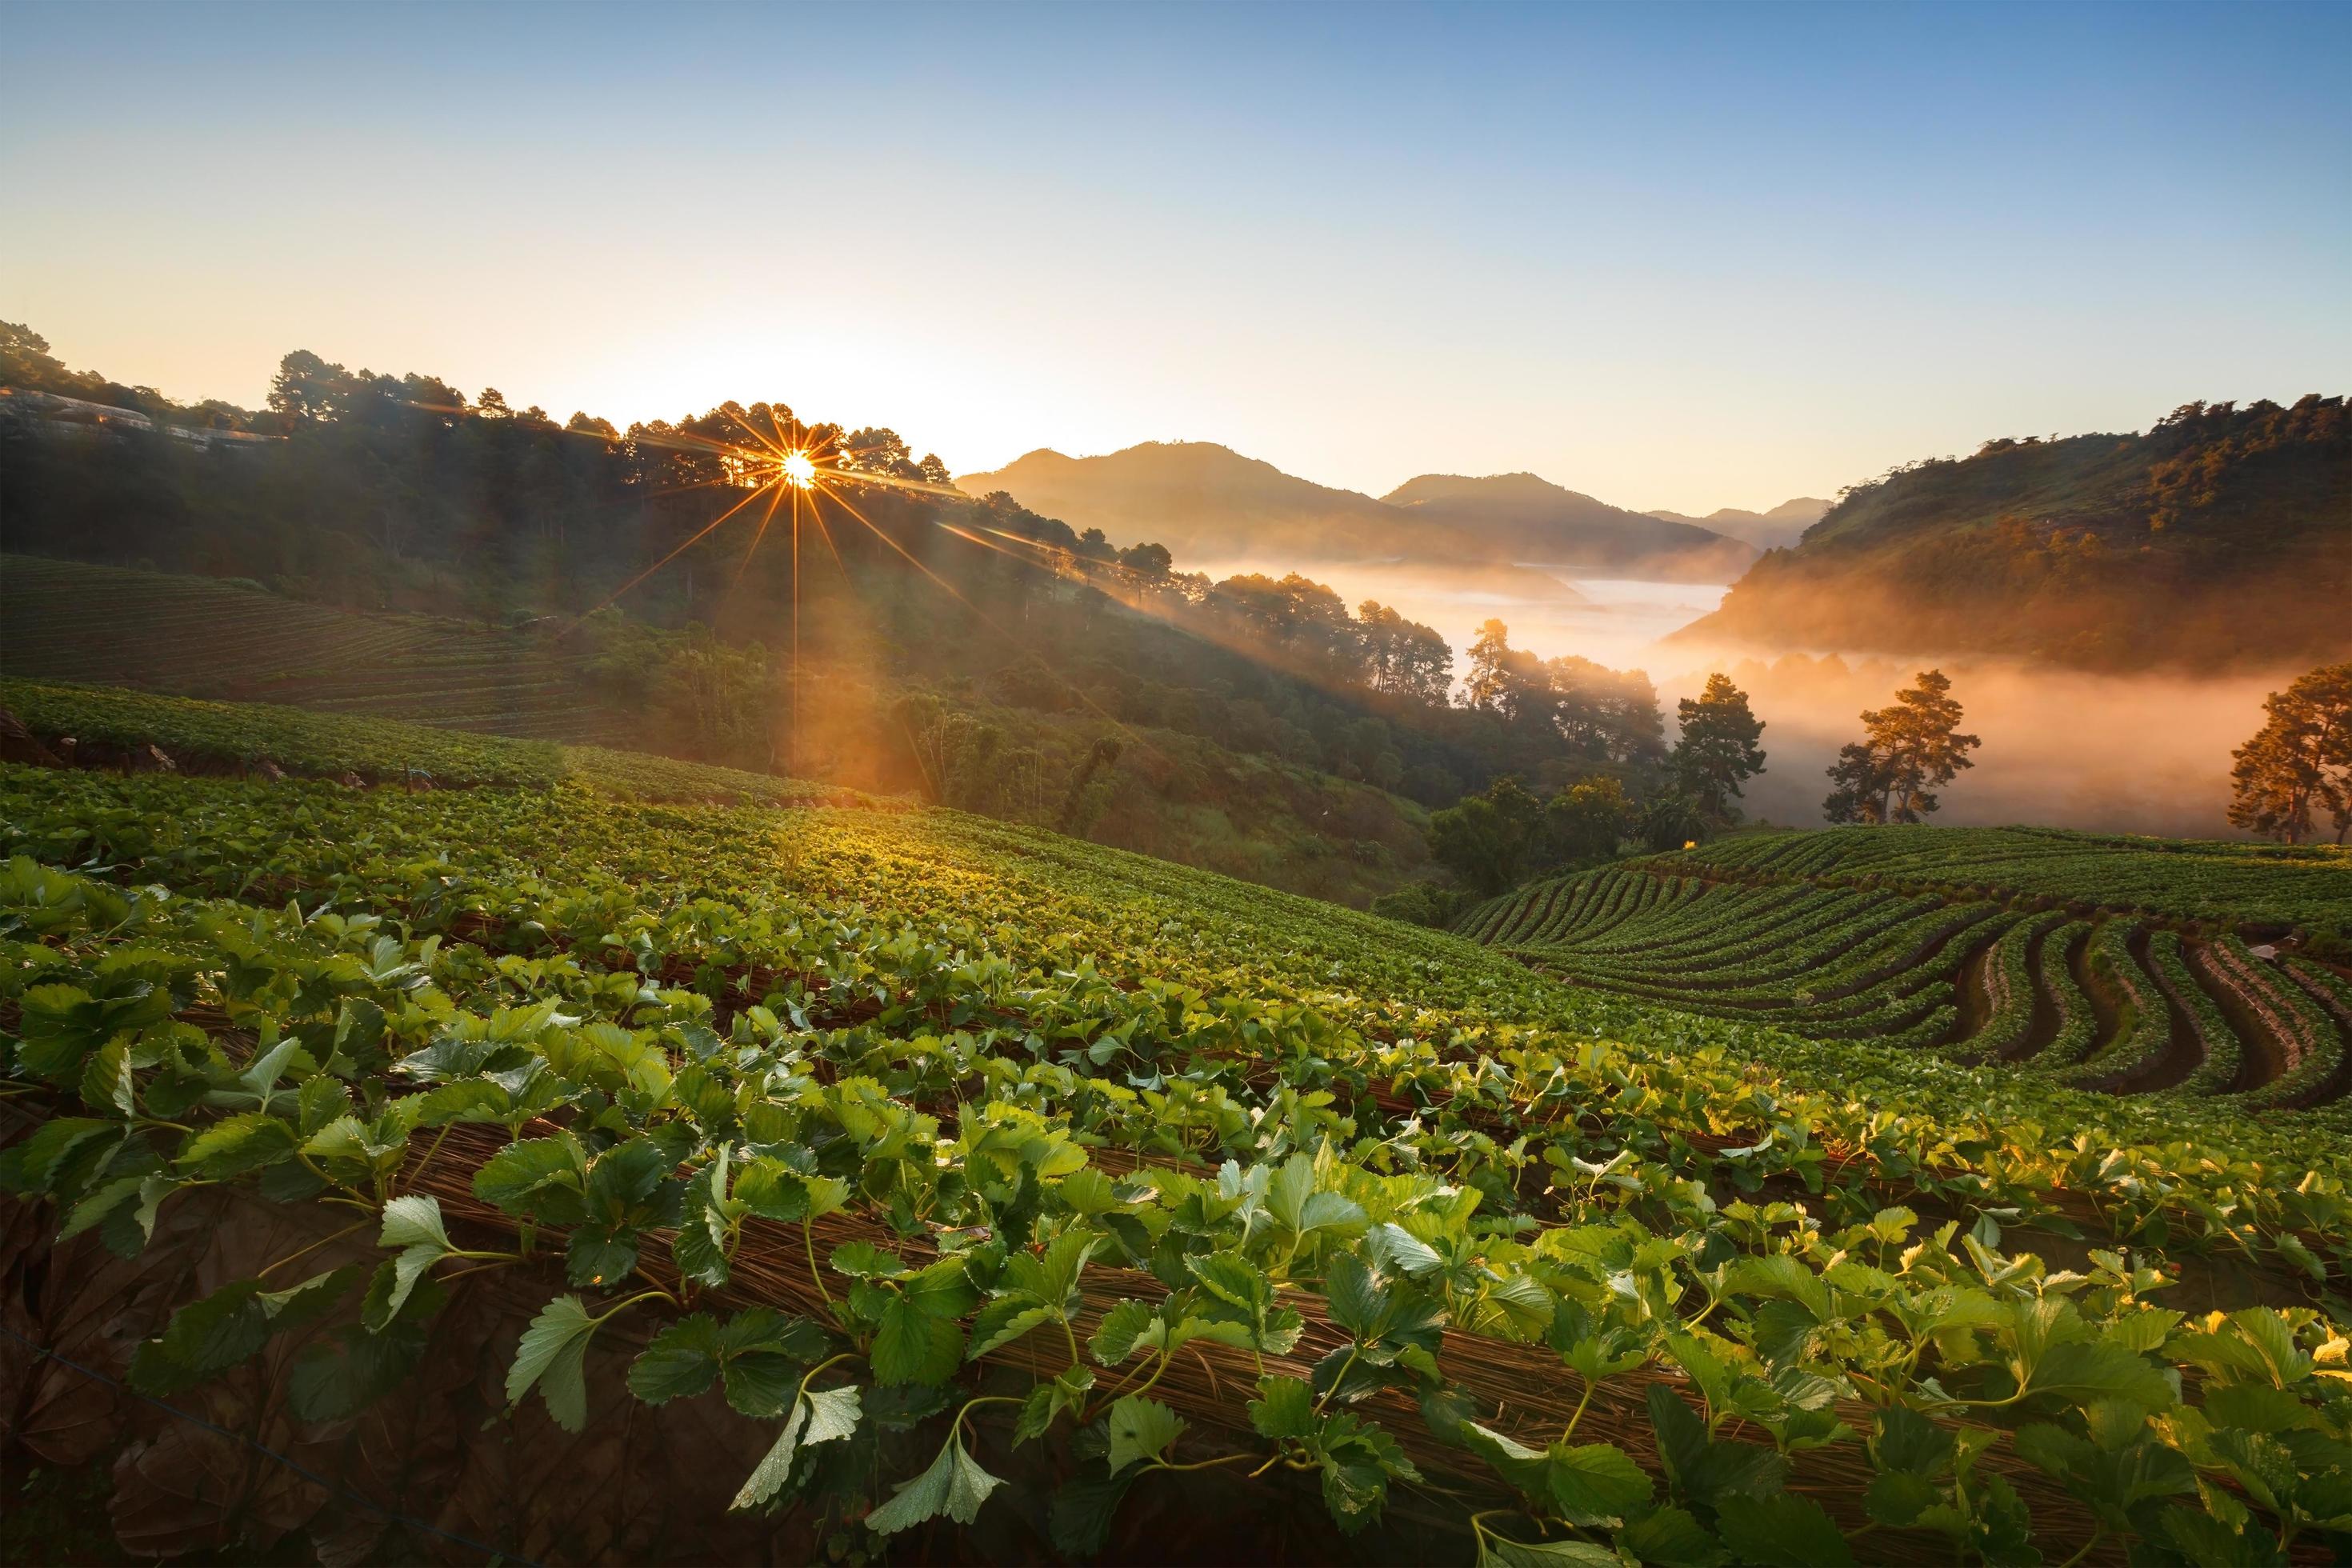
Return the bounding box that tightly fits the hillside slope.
[0,554,636,743]
[958,441,1751,579]
[0,555,1445,907]
[1674,397,2352,670]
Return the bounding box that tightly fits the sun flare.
[779,450,817,487]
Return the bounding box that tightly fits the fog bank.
[1656,652,2283,840]
[1182,554,2287,839]
[1186,556,1724,674]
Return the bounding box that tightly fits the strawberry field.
[1462,835,2352,1115]
[0,678,840,806]
[1,555,634,746]
[5,704,2352,1565]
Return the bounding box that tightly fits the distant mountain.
[1378,472,1757,581]
[958,442,1755,582]
[1645,497,1829,552]
[1671,398,2352,671]
[958,442,1404,561]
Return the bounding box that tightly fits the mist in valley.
[1654,653,2286,841]
[1190,554,2286,841]
[1185,556,1726,675]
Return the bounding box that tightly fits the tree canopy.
[1670,672,1766,823]
[1822,669,1981,824]
[2228,662,2352,844]
[1426,772,1638,895]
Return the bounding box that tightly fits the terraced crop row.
[0,678,838,807]
[0,554,638,746]
[1967,910,2063,1060]
[1463,857,2352,1111]
[1654,822,2352,946]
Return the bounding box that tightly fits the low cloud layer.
[1658,652,2289,839]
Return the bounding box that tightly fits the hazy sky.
[4,2,2346,515]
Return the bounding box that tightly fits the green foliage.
[1369,877,1475,930]
[506,1293,602,1432]
[1670,673,1766,824]
[6,742,2352,1565]
[1430,777,1553,896]
[1430,773,1639,898]
[1823,669,1980,825]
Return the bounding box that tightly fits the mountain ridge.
[1646,497,1830,552]
[958,441,1754,582]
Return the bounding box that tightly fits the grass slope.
[0,563,1440,905]
[0,677,850,806]
[0,554,634,743]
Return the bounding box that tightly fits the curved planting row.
[1464,855,2352,1112]
[2203,937,2348,1111]
[1656,823,2352,945]
[0,554,641,747]
[2063,922,2174,1090]
[1966,910,2063,1060]
[2148,931,2243,1098]
[6,761,2352,1566]
[2034,921,2101,1070]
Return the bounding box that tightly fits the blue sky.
[3,1,2345,513]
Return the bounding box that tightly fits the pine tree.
[1670,673,1766,822]
[1821,669,1981,824]
[2229,663,2352,844]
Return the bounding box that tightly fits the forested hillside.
[1,324,1683,904]
[1676,398,2352,670]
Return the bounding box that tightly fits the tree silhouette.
[1822,669,1981,824]
[1671,672,1766,822]
[2229,663,2352,844]
[1462,619,1514,712]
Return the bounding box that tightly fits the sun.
[778,450,817,487]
